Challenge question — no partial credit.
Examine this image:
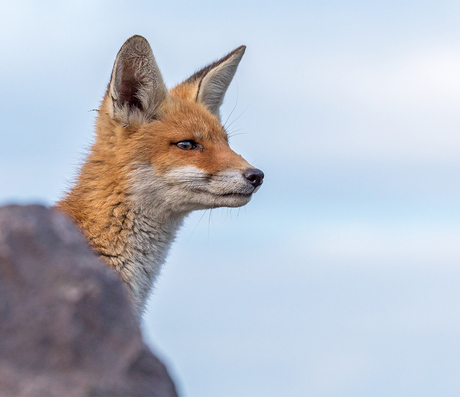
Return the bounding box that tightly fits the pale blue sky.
[1,1,460,396]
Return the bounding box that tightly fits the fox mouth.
[190,182,262,199]
[188,186,255,197]
[219,192,252,198]
[193,188,255,199]
[219,184,260,198]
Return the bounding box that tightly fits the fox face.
[102,35,263,215]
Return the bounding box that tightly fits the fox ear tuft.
[184,45,246,120]
[108,35,168,125]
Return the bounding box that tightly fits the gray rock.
[0,205,178,397]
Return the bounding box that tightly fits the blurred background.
[2,1,460,396]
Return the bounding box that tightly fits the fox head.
[96,35,263,215]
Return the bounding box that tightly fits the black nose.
[243,168,264,188]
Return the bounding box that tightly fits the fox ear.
[108,35,168,125]
[184,45,246,120]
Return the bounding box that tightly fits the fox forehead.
[156,97,228,142]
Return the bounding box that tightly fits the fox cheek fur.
[56,35,264,317]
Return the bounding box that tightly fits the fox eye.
[175,140,202,151]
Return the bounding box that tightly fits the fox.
[56,35,264,317]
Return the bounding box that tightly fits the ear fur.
[183,45,246,120]
[108,35,168,125]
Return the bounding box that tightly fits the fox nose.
[243,168,264,188]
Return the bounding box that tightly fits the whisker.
[187,209,209,241]
[223,82,239,129]
[227,130,247,139]
[207,207,215,243]
[225,106,249,133]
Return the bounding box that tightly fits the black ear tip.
[232,45,246,57]
[119,35,152,55]
[125,35,149,45]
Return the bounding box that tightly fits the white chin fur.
[201,191,253,209]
